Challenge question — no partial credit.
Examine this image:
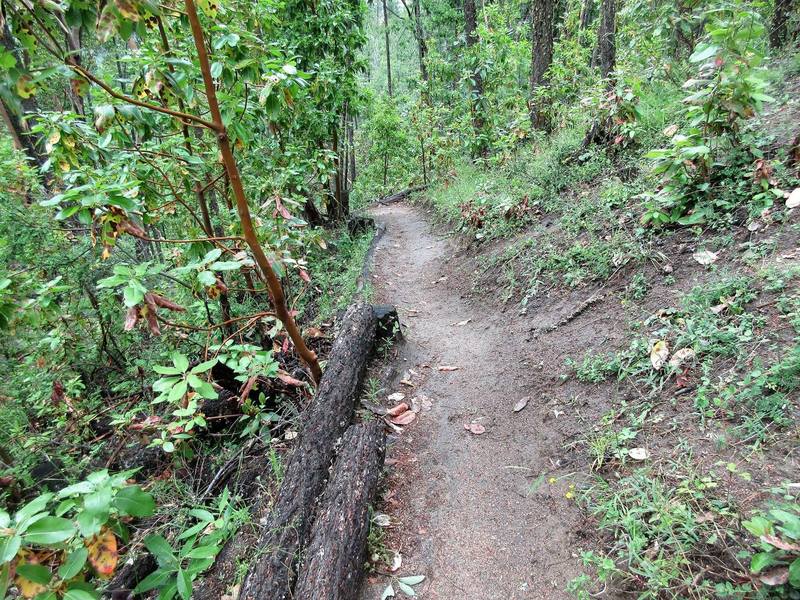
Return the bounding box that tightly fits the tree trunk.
[348,117,356,189]
[383,0,393,96]
[293,422,386,600]
[770,0,793,49]
[464,0,487,157]
[579,0,594,30]
[239,303,378,600]
[597,0,616,82]
[413,0,429,84]
[529,0,555,130]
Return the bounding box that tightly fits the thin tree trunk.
[597,0,616,83]
[464,0,487,157]
[383,0,393,96]
[579,0,594,30]
[529,0,555,130]
[185,0,321,384]
[770,0,793,49]
[348,117,356,188]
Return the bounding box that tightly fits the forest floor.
[359,202,585,599]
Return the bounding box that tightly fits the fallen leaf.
[373,513,391,527]
[453,319,471,326]
[761,534,800,551]
[391,410,416,426]
[668,348,695,368]
[389,552,402,572]
[786,188,800,209]
[437,365,460,372]
[662,124,679,137]
[86,527,118,578]
[284,430,298,441]
[304,327,324,338]
[513,397,529,412]
[692,249,719,265]
[410,397,421,413]
[464,422,486,435]
[759,566,789,586]
[387,392,406,403]
[400,379,414,387]
[650,340,669,370]
[628,447,649,461]
[387,402,409,417]
[277,370,305,386]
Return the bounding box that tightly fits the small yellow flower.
[565,491,574,499]
[548,477,556,484]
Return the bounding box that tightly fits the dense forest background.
[1,0,800,597]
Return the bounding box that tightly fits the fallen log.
[294,421,385,599]
[239,302,377,600]
[375,185,426,205]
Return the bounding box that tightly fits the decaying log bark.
[239,303,378,600]
[375,185,427,205]
[294,421,386,599]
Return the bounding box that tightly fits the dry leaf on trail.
[400,378,414,387]
[761,534,800,551]
[373,513,391,527]
[437,365,460,371]
[692,249,719,265]
[786,188,800,209]
[388,392,406,403]
[759,567,789,586]
[628,447,649,461]
[419,395,433,411]
[668,348,695,368]
[513,397,530,412]
[650,340,669,370]
[391,410,416,425]
[389,552,402,572]
[464,422,486,435]
[387,402,409,417]
[277,370,305,386]
[284,430,298,440]
[452,319,471,326]
[304,327,325,338]
[87,527,119,577]
[410,397,421,413]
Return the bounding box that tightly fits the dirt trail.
[360,202,584,600]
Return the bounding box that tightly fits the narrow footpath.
[359,202,585,600]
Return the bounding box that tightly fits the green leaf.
[190,358,217,374]
[153,365,183,376]
[210,62,223,78]
[168,379,188,403]
[381,584,395,600]
[171,352,189,373]
[789,557,800,587]
[58,547,88,580]
[398,575,425,586]
[83,487,112,516]
[186,545,219,559]
[123,282,145,308]
[23,516,75,545]
[187,509,215,522]
[397,581,416,596]
[750,551,775,574]
[0,510,9,528]
[176,567,192,600]
[186,375,216,399]
[210,261,242,271]
[197,270,216,286]
[114,486,155,518]
[15,494,53,527]
[63,590,97,600]
[0,534,21,563]
[133,568,172,593]
[144,534,177,568]
[16,562,52,584]
[690,45,719,63]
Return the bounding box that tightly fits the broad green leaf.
[210,261,242,271]
[153,365,183,376]
[144,534,178,568]
[398,575,425,585]
[16,563,52,584]
[63,590,96,600]
[790,557,800,587]
[381,584,394,600]
[15,494,53,527]
[58,547,88,580]
[114,486,155,518]
[133,568,172,593]
[0,534,21,563]
[176,567,192,600]
[0,510,8,528]
[750,551,775,574]
[185,545,219,559]
[168,379,188,403]
[171,352,189,373]
[23,516,75,545]
[190,358,217,374]
[397,581,416,596]
[83,487,112,517]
